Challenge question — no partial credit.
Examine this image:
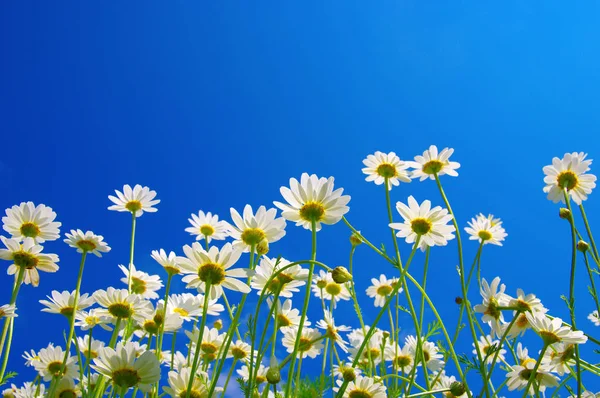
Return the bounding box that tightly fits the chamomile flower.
[0,304,17,319]
[64,229,110,257]
[39,290,94,317]
[311,270,351,308]
[334,376,387,398]
[431,372,469,398]
[251,256,308,298]
[237,364,268,385]
[0,237,59,287]
[75,308,113,331]
[151,249,182,275]
[405,335,444,372]
[543,342,576,375]
[228,340,252,360]
[464,214,507,246]
[32,344,78,381]
[316,312,351,352]
[389,196,455,251]
[54,378,79,398]
[267,298,311,331]
[282,327,324,359]
[1,385,16,398]
[93,287,153,325]
[543,152,597,205]
[2,202,61,243]
[108,184,160,217]
[348,327,385,366]
[78,335,105,359]
[228,205,286,252]
[526,313,588,345]
[588,310,600,326]
[332,363,362,381]
[22,349,41,367]
[473,277,511,336]
[506,362,559,394]
[503,289,548,338]
[274,173,351,231]
[362,151,412,190]
[366,275,401,308]
[118,264,163,299]
[185,210,229,243]
[179,242,252,300]
[473,335,506,364]
[134,302,183,337]
[163,368,208,397]
[91,341,161,393]
[13,382,45,398]
[186,326,225,363]
[408,145,460,181]
[384,343,416,374]
[165,293,202,322]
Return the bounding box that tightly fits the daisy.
[407,145,460,181]
[366,275,401,308]
[405,335,445,371]
[228,205,286,252]
[362,151,412,190]
[473,277,511,336]
[311,270,351,308]
[588,310,600,326]
[431,372,469,398]
[506,362,559,395]
[332,363,362,381]
[543,152,597,205]
[93,287,153,325]
[78,335,105,359]
[166,293,202,322]
[237,364,268,385]
[464,214,507,246]
[91,341,161,393]
[22,349,41,367]
[0,237,59,287]
[32,344,78,381]
[1,385,16,398]
[348,327,385,366]
[12,382,45,398]
[118,263,163,299]
[526,313,588,345]
[504,289,548,338]
[185,210,229,243]
[179,242,252,300]
[134,302,183,337]
[163,368,208,397]
[108,184,160,217]
[74,308,112,331]
[150,249,182,275]
[267,298,311,330]
[0,304,17,319]
[186,326,225,362]
[282,327,324,359]
[228,340,252,361]
[251,256,308,298]
[316,312,351,352]
[54,378,79,398]
[39,290,95,317]
[389,196,455,251]
[543,342,576,375]
[64,229,111,257]
[274,173,351,231]
[473,335,506,364]
[2,202,61,243]
[334,376,387,398]
[384,343,415,374]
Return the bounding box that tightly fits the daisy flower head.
[185,210,229,243]
[526,312,588,345]
[0,304,17,319]
[108,184,159,217]
[251,256,308,298]
[163,368,208,398]
[588,310,600,326]
[151,249,182,276]
[473,335,506,365]
[228,340,252,360]
[473,277,511,336]
[237,364,268,385]
[274,173,351,231]
[282,327,324,359]
[75,308,113,331]
[348,326,385,366]
[430,372,469,398]
[2,202,61,243]
[32,343,78,381]
[228,205,286,252]
[12,382,45,398]
[384,343,415,374]
[366,274,401,308]
[0,237,59,287]
[405,335,444,372]
[389,196,455,251]
[54,378,79,398]
[311,270,351,308]
[316,312,351,353]
[506,361,559,395]
[134,302,183,337]
[464,214,507,246]
[408,145,460,181]
[542,342,576,376]
[267,298,311,331]
[332,362,362,382]
[118,263,163,299]
[334,375,387,398]
[93,287,153,325]
[39,290,94,317]
[543,152,597,205]
[186,326,225,362]
[362,151,411,190]
[64,229,111,257]
[91,341,161,393]
[78,334,105,359]
[179,242,251,300]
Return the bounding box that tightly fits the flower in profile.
[332,363,362,381]
[384,343,415,374]
[504,289,547,338]
[366,274,401,308]
[228,340,252,360]
[179,242,252,300]
[119,264,163,299]
[348,326,385,366]
[2,202,61,243]
[542,342,576,376]
[362,151,411,190]
[334,375,387,398]
[186,326,225,362]
[282,327,324,359]
[64,229,111,257]
[133,302,183,338]
[78,334,105,359]
[0,237,59,287]
[473,277,511,336]
[473,335,506,364]
[316,312,351,352]
[267,298,311,331]
[32,344,78,381]
[543,152,596,205]
[185,210,229,243]
[108,184,160,217]
[506,361,559,394]
[405,335,444,372]
[408,145,460,181]
[526,313,588,345]
[251,256,308,298]
[169,293,224,322]
[389,196,455,251]
[274,173,351,231]
[163,368,208,397]
[151,249,182,275]
[93,287,153,325]
[588,310,600,326]
[0,304,17,319]
[54,377,79,398]
[237,364,268,385]
[12,382,45,398]
[464,214,507,246]
[228,205,286,252]
[311,270,351,308]
[39,290,94,318]
[75,308,113,331]
[91,341,161,393]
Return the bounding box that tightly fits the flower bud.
[331,266,353,284]
[455,297,463,305]
[559,208,571,220]
[342,367,357,382]
[450,381,466,397]
[350,232,363,247]
[257,239,269,256]
[266,367,281,384]
[213,319,223,330]
[316,279,327,289]
[577,240,589,253]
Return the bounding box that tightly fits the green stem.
[0,267,26,381]
[127,212,137,293]
[222,292,242,340]
[579,204,600,261]
[62,252,88,371]
[521,344,548,398]
[185,281,211,398]
[219,359,237,398]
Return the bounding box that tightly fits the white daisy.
[588,310,600,326]
[274,173,351,231]
[0,304,17,319]
[251,256,308,298]
[64,229,111,257]
[506,362,559,395]
[12,382,45,398]
[542,342,576,376]
[32,344,78,381]
[464,214,507,246]
[77,335,105,359]
[334,376,387,398]
[348,326,385,366]
[366,275,401,308]
[163,367,208,397]
[39,290,94,317]
[2,202,61,243]
[362,151,412,190]
[332,363,362,381]
[384,343,415,374]
[22,349,41,367]
[228,205,286,252]
[228,340,252,360]
[473,335,506,364]
[108,184,160,217]
[54,377,79,398]
[151,249,182,275]
[389,196,455,251]
[431,372,469,398]
[543,152,597,205]
[185,326,225,363]
[267,298,311,331]
[526,313,588,345]
[237,364,268,385]
[74,308,113,331]
[281,327,324,359]
[93,287,153,325]
[185,210,230,243]
[0,237,59,287]
[134,302,183,337]
[473,277,511,336]
[407,145,460,181]
[118,263,163,299]
[405,335,444,372]
[316,312,351,352]
[311,270,351,308]
[504,289,548,338]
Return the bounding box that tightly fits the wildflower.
[506,361,559,394]
[166,293,220,322]
[228,340,252,360]
[237,364,268,385]
[311,270,351,307]
[0,237,59,287]
[63,229,110,257]
[108,184,160,216]
[366,275,401,308]
[12,382,45,398]
[163,368,208,397]
[118,263,163,299]
[473,335,506,364]
[267,298,311,331]
[543,152,596,205]
[334,376,387,398]
[405,335,444,371]
[77,335,105,359]
[473,277,511,336]
[54,378,79,398]
[588,310,600,326]
[251,256,308,298]
[2,202,61,243]
[186,326,225,362]
[542,342,576,375]
[332,363,362,382]
[74,308,113,331]
[408,145,460,181]
[93,287,153,325]
[384,343,415,374]
[362,151,411,190]
[526,313,588,345]
[282,327,324,359]
[185,210,229,243]
[150,249,182,275]
[464,213,507,246]
[228,205,286,252]
[32,344,78,381]
[316,312,351,352]
[0,304,17,319]
[348,327,385,366]
[39,290,94,317]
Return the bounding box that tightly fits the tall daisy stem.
[219,359,237,398]
[186,281,211,398]
[62,252,88,371]
[0,266,25,371]
[127,212,137,293]
[579,204,600,260]
[521,344,548,398]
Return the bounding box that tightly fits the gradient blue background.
[1,1,600,395]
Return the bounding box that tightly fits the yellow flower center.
[299,202,325,223]
[108,303,134,319]
[47,361,64,376]
[131,277,147,295]
[178,392,203,398]
[484,298,501,320]
[349,389,374,398]
[125,200,143,213]
[20,222,40,238]
[515,313,529,329]
[198,263,226,284]
[478,230,492,241]
[411,218,432,235]
[85,316,99,326]
[13,251,39,269]
[59,389,78,398]
[394,355,412,368]
[539,330,561,345]
[241,228,266,246]
[376,163,397,178]
[0,309,5,318]
[173,308,189,317]
[200,224,215,236]
[376,285,393,296]
[76,239,97,252]
[298,337,313,352]
[112,368,141,389]
[422,160,444,175]
[60,307,75,317]
[143,320,159,335]
[83,349,99,359]
[201,343,218,354]
[277,314,291,328]
[325,282,342,296]
[557,170,579,191]
[231,347,248,360]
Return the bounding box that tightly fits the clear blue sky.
[1,1,599,394]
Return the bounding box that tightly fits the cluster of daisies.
[0,146,597,398]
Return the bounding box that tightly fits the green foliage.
[0,371,17,387]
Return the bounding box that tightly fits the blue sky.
[1,1,600,395]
